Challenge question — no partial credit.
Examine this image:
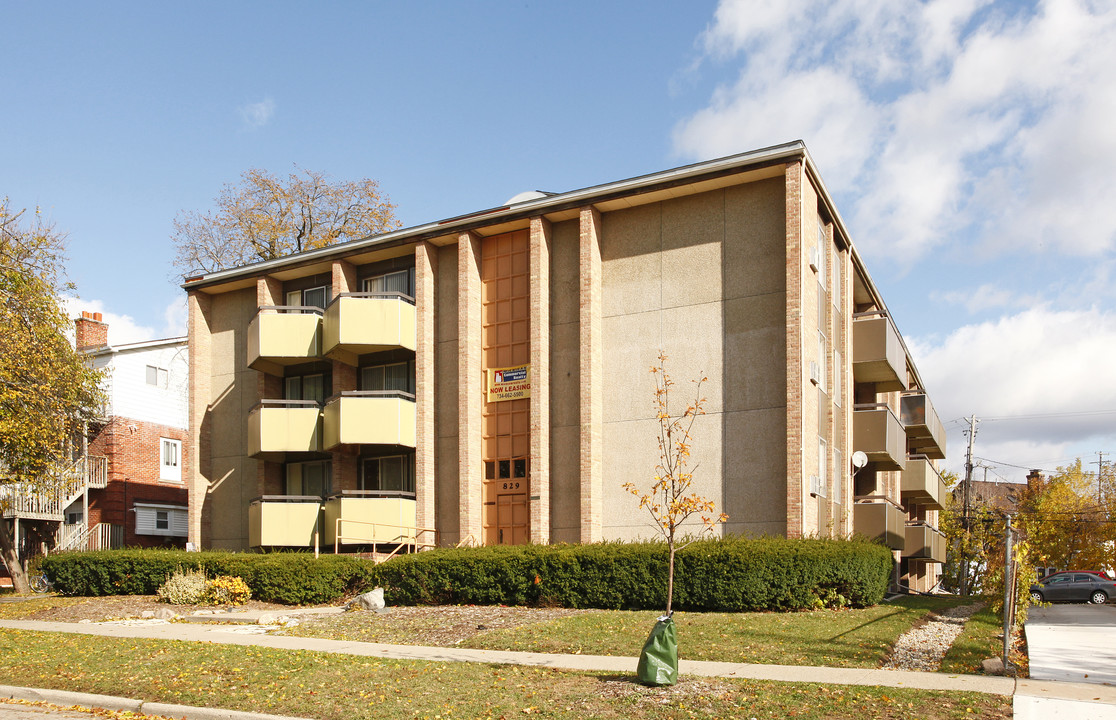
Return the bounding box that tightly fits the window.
[146,365,168,388]
[361,361,415,394]
[363,269,414,298]
[286,285,329,311]
[134,504,187,537]
[817,332,827,394]
[833,247,842,308]
[285,460,331,497]
[817,437,827,498]
[160,438,181,482]
[66,511,83,526]
[285,373,326,403]
[834,449,843,507]
[361,454,415,495]
[833,350,842,407]
[816,219,827,290]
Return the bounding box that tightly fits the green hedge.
[39,550,372,605]
[372,536,892,611]
[39,536,892,610]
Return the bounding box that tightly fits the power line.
[947,409,1116,423]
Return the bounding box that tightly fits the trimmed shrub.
[40,536,892,611]
[156,566,207,604]
[40,550,374,604]
[203,575,252,606]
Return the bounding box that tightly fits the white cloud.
[238,98,275,130]
[909,306,1116,479]
[677,0,1116,262]
[931,283,1041,314]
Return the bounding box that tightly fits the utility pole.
[959,415,979,596]
[1094,451,1107,504]
[1002,514,1015,675]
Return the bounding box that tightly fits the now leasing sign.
[487,364,531,402]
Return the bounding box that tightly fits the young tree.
[172,167,401,276]
[0,199,103,592]
[622,352,727,616]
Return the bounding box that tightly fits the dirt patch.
[5,595,316,623]
[4,595,593,647]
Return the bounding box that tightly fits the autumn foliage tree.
[1017,459,1116,573]
[623,353,727,616]
[172,167,401,276]
[0,199,103,592]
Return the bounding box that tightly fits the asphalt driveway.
[1026,604,1116,685]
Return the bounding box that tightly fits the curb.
[0,685,312,720]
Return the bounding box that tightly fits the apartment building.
[184,141,947,591]
[74,313,190,548]
[1,314,189,572]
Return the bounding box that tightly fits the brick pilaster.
[458,232,483,542]
[529,217,551,544]
[784,161,805,538]
[257,276,282,307]
[332,259,357,297]
[415,240,437,537]
[579,207,603,543]
[186,290,212,548]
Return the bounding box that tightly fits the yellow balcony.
[901,457,947,510]
[853,404,906,471]
[903,523,946,562]
[248,496,323,547]
[853,499,906,550]
[852,313,906,392]
[247,401,322,458]
[901,392,946,459]
[324,491,432,550]
[323,293,417,365]
[247,308,322,373]
[323,392,416,450]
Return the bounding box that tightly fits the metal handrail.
[326,390,416,402]
[249,399,322,412]
[333,517,436,555]
[254,305,325,316]
[330,291,416,306]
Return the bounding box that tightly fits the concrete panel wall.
[548,219,580,542]
[434,243,461,544]
[599,190,743,542]
[202,287,258,549]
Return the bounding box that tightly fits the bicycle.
[29,572,52,594]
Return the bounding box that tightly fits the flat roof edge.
[182,141,807,291]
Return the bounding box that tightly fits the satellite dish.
[851,451,868,469]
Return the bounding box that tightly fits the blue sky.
[4,0,1115,484]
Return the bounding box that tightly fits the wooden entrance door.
[484,457,529,545]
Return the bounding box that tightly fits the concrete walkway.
[2,617,1115,717]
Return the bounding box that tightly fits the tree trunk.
[666,544,675,616]
[0,517,30,594]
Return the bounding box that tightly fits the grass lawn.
[285,595,976,669]
[0,628,1009,719]
[940,606,1018,675]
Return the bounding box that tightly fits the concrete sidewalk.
[2,618,1114,716]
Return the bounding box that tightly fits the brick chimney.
[74,311,108,350]
[1027,468,1045,490]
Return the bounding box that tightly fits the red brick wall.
[87,417,189,547]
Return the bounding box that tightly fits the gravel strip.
[882,603,982,672]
